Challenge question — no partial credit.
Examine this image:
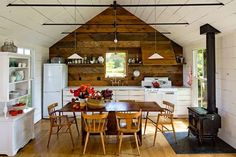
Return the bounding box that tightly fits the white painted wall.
[0,36,49,123]
[216,32,236,148]
[183,33,236,148]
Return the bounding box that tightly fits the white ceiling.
[0,0,236,47]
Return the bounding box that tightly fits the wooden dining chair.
[82,112,108,155]
[47,103,74,148]
[61,112,80,136]
[144,101,177,146]
[116,110,142,156]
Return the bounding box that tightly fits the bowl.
[87,98,106,109]
[12,103,26,110]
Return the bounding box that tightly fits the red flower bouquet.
[70,84,113,102]
[70,84,95,100]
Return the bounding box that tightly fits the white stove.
[141,77,172,88]
[142,77,176,108]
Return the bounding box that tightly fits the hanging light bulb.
[114,4,118,54]
[114,37,118,43]
[114,29,118,43]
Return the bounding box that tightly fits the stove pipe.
[200,24,220,113]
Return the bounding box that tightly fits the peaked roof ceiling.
[0,0,235,47]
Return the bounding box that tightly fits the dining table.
[60,101,163,145]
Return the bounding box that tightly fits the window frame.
[105,50,128,78]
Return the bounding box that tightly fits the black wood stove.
[188,24,221,144]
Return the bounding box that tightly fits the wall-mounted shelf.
[9,67,29,70]
[9,80,29,85]
[128,63,143,66]
[68,64,104,67]
[9,94,29,102]
[176,62,187,65]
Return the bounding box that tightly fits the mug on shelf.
[18,63,22,67]
[22,63,27,67]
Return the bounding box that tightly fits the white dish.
[133,70,140,77]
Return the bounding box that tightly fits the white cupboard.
[0,108,34,156]
[0,52,34,156]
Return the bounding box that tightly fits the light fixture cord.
[114,6,117,54]
[74,0,77,52]
[155,0,157,53]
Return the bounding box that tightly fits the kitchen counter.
[63,86,191,118]
[64,86,190,91]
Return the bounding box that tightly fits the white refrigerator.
[43,64,68,118]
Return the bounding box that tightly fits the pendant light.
[148,0,164,60]
[70,0,82,59]
[114,3,118,55]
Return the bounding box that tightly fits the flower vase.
[79,98,87,109]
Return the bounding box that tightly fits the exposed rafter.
[7,2,224,7]
[43,22,189,26]
[61,31,171,35]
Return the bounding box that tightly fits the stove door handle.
[165,92,174,94]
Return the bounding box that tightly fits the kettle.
[152,81,160,88]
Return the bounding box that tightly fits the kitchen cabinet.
[114,89,145,101]
[144,88,191,117]
[175,88,192,117]
[63,87,191,118]
[0,52,34,156]
[0,108,34,156]
[63,87,145,105]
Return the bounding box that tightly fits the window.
[17,48,31,55]
[105,52,127,78]
[193,49,207,108]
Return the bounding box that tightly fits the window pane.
[17,48,24,54]
[196,49,207,108]
[106,52,126,77]
[24,49,31,55]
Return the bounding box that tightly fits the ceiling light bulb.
[114,38,118,43]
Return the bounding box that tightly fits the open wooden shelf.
[128,63,143,66]
[68,64,104,67]
[176,62,187,65]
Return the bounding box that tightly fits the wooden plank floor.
[10,119,236,157]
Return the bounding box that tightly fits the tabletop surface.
[60,101,163,112]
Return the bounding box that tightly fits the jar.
[1,40,17,53]
[10,41,17,53]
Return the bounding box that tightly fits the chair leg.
[134,133,140,156]
[57,126,60,138]
[68,125,74,148]
[47,126,53,148]
[100,132,106,155]
[144,112,149,135]
[83,132,90,155]
[118,132,123,155]
[103,132,107,144]
[137,134,141,146]
[153,125,159,146]
[73,112,80,136]
[117,132,120,143]
[171,123,177,143]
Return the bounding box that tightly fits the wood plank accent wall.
[49,7,184,86]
